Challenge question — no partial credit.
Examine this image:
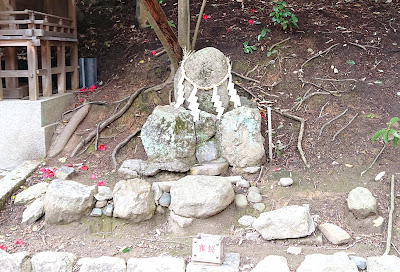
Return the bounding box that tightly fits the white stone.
[127,256,185,272]
[297,252,358,272]
[235,194,248,208]
[247,191,262,203]
[367,255,400,272]
[103,204,113,217]
[319,223,351,245]
[248,187,260,194]
[77,256,126,272]
[14,183,48,205]
[347,187,377,219]
[112,179,155,222]
[278,177,293,187]
[44,180,97,224]
[186,252,240,272]
[170,175,234,218]
[94,186,113,201]
[196,140,219,163]
[54,166,75,180]
[253,203,265,212]
[95,200,107,208]
[236,178,250,188]
[238,215,256,227]
[246,232,260,241]
[252,205,315,240]
[22,197,44,225]
[0,251,31,272]
[287,246,302,255]
[250,255,290,272]
[189,162,229,176]
[31,251,76,272]
[374,171,385,181]
[170,210,193,228]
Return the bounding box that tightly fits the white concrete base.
[0,93,75,169]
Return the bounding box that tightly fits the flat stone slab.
[297,252,358,272]
[14,182,48,205]
[31,251,77,272]
[77,256,126,272]
[186,252,240,272]
[0,160,41,209]
[367,255,400,272]
[127,256,186,272]
[189,162,229,176]
[250,255,290,272]
[318,223,351,245]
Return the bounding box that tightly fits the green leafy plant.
[267,46,278,57]
[243,41,257,53]
[269,1,298,30]
[257,27,271,41]
[371,117,399,147]
[168,21,176,28]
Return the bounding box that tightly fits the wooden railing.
[0,9,76,42]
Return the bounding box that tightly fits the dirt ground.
[1,0,400,270]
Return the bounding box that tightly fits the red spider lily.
[97,181,105,186]
[203,14,208,20]
[14,239,23,246]
[0,245,6,251]
[80,165,88,171]
[98,144,106,151]
[90,174,97,179]
[151,50,157,55]
[248,19,254,25]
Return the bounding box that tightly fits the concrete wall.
[0,93,74,169]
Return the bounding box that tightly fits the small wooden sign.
[192,234,225,264]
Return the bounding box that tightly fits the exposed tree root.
[71,82,172,158]
[331,113,358,141]
[318,108,348,139]
[361,144,386,177]
[267,107,310,168]
[300,43,340,70]
[383,175,395,255]
[231,71,260,84]
[112,128,141,170]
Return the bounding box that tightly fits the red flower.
[248,19,254,25]
[98,144,106,151]
[97,181,105,186]
[80,165,88,171]
[0,245,6,251]
[151,50,157,56]
[47,171,54,178]
[14,239,23,246]
[104,95,109,98]
[89,85,97,90]
[260,112,264,118]
[68,164,73,167]
[79,88,87,92]
[203,14,208,20]
[251,8,255,13]
[90,174,97,179]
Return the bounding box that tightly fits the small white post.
[267,106,273,162]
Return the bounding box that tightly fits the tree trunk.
[141,0,182,70]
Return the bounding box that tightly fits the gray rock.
[238,215,256,226]
[195,112,217,144]
[127,256,185,272]
[174,47,231,115]
[319,223,351,245]
[31,251,76,272]
[0,251,31,272]
[241,166,261,174]
[113,179,155,222]
[170,210,193,228]
[95,200,107,208]
[253,205,315,240]
[196,139,219,163]
[22,197,44,225]
[250,255,290,272]
[367,255,400,272]
[235,178,250,188]
[253,203,265,212]
[347,187,377,219]
[156,206,165,214]
[54,166,75,180]
[247,191,262,203]
[14,182,48,205]
[119,159,192,177]
[349,256,367,270]
[94,186,113,201]
[190,162,229,176]
[140,105,196,167]
[44,180,97,224]
[217,107,265,170]
[278,177,293,187]
[159,192,171,207]
[235,194,248,209]
[90,208,102,217]
[287,246,302,255]
[248,186,260,194]
[103,204,113,217]
[170,175,234,218]
[246,232,260,241]
[77,256,126,272]
[151,183,162,201]
[187,252,240,272]
[297,252,358,272]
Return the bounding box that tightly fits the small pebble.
[247,191,262,203]
[238,215,255,227]
[278,177,293,187]
[248,186,260,194]
[159,192,171,207]
[253,203,265,212]
[235,194,248,208]
[90,208,102,217]
[287,246,302,255]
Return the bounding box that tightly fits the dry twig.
[232,71,260,83]
[383,175,395,255]
[360,144,386,177]
[269,37,291,51]
[301,43,340,70]
[318,108,348,139]
[348,42,367,51]
[332,113,359,141]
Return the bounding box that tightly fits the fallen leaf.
[58,157,67,163]
[345,164,353,168]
